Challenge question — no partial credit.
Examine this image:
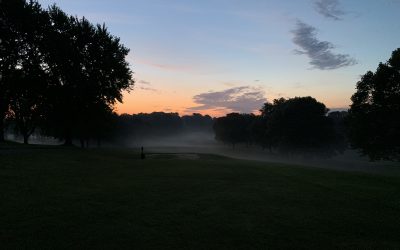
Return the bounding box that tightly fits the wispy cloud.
[187,86,266,113]
[137,58,195,73]
[138,80,151,85]
[135,79,159,93]
[222,82,237,87]
[292,20,356,70]
[314,0,345,20]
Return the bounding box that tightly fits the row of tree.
[0,0,133,145]
[5,111,213,146]
[1,1,398,160]
[214,48,400,161]
[213,98,347,157]
[113,112,213,145]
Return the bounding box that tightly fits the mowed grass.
[1,144,400,249]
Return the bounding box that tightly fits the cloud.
[187,86,266,113]
[139,86,159,92]
[292,20,356,70]
[135,79,159,92]
[222,82,237,87]
[138,80,151,85]
[314,0,345,20]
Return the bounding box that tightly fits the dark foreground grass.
[1,144,400,249]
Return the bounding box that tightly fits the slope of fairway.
[1,145,400,249]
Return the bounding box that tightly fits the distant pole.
[141,146,146,159]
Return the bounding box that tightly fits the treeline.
[113,112,213,145]
[5,111,213,146]
[214,48,400,161]
[0,0,133,146]
[1,1,399,160]
[214,97,347,157]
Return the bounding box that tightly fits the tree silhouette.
[261,97,341,156]
[10,1,50,144]
[213,113,256,148]
[327,111,348,154]
[0,0,26,142]
[182,113,213,132]
[43,6,133,146]
[0,0,51,144]
[1,1,133,145]
[348,48,400,161]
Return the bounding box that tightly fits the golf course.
[1,142,399,249]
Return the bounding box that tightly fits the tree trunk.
[23,134,29,144]
[80,138,85,148]
[64,129,73,146]
[0,103,7,143]
[65,137,73,146]
[0,117,4,142]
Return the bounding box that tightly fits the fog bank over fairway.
[128,131,216,148]
[5,129,400,175]
[131,134,400,175]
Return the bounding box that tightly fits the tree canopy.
[0,0,133,145]
[213,97,346,157]
[260,97,344,156]
[213,113,255,148]
[348,48,400,161]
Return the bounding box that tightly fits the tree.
[250,115,270,150]
[10,1,50,144]
[327,111,348,153]
[44,6,133,145]
[182,113,213,132]
[1,1,133,145]
[213,113,256,148]
[260,97,340,156]
[1,0,50,144]
[347,48,400,161]
[0,0,25,142]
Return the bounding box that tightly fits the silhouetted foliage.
[348,48,400,161]
[5,1,50,144]
[250,115,270,150]
[112,112,213,145]
[327,111,348,152]
[213,113,256,148]
[0,0,30,142]
[43,6,133,146]
[0,0,133,145]
[182,113,213,132]
[260,97,343,156]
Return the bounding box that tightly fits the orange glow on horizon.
[115,88,350,118]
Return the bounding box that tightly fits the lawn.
[1,144,400,249]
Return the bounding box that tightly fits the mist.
[5,110,399,176]
[115,128,400,176]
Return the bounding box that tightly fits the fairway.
[1,145,400,249]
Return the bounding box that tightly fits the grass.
[1,143,400,249]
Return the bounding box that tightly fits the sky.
[38,0,400,116]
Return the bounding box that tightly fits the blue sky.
[38,0,400,116]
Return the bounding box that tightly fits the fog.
[6,130,400,176]
[125,131,400,176]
